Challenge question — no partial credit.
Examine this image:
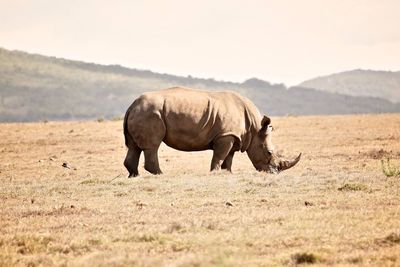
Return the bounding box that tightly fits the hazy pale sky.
[1,0,399,85]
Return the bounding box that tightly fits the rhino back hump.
[159,87,257,151]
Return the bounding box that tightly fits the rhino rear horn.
[279,153,302,171]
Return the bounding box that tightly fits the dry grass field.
[1,114,400,266]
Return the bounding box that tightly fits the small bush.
[381,158,400,177]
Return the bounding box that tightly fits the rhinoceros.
[123,87,301,177]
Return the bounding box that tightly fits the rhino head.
[246,116,301,173]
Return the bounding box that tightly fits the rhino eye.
[262,148,272,157]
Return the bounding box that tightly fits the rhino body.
[123,87,300,176]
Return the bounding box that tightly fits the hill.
[1,48,400,122]
[299,69,400,103]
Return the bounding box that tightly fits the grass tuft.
[142,186,156,192]
[113,181,128,186]
[384,233,400,244]
[114,192,128,197]
[12,235,53,254]
[166,222,186,233]
[381,158,400,177]
[201,221,218,230]
[113,233,165,243]
[292,252,319,264]
[80,178,107,185]
[170,242,191,252]
[347,256,363,264]
[338,183,368,191]
[377,232,400,246]
[244,188,258,194]
[137,234,158,243]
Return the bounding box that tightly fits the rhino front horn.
[279,153,302,171]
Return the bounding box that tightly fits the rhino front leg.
[210,136,235,171]
[221,152,235,172]
[144,149,163,175]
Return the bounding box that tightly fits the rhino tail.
[123,105,134,148]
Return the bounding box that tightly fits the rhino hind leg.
[144,149,163,175]
[130,112,165,175]
[210,136,235,171]
[221,152,235,172]
[124,145,142,178]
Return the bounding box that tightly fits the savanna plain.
[1,114,400,267]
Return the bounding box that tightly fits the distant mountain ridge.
[0,47,399,122]
[299,69,400,103]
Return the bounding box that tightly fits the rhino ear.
[261,115,271,128]
[260,115,272,135]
